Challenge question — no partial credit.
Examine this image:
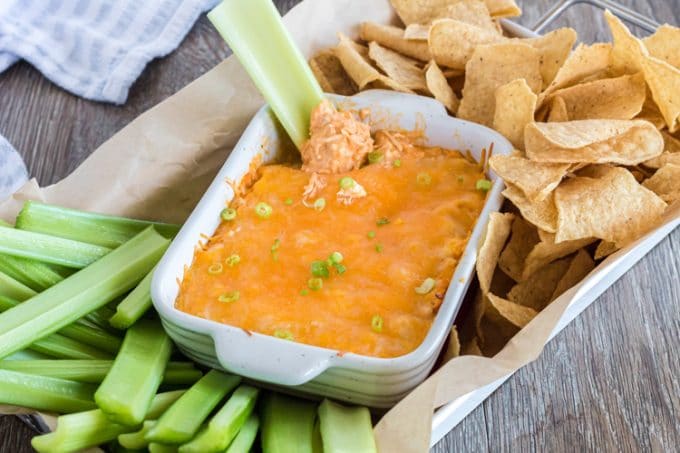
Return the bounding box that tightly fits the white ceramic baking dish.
[151,90,513,407]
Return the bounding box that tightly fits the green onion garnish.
[367,231,376,239]
[376,217,389,226]
[308,278,323,291]
[339,177,355,190]
[393,159,402,168]
[271,239,281,261]
[329,252,343,264]
[300,289,309,296]
[416,172,432,186]
[457,176,465,183]
[476,179,492,192]
[274,330,294,341]
[255,202,272,218]
[313,198,326,212]
[375,244,383,253]
[311,261,330,278]
[284,198,293,205]
[335,263,347,275]
[220,208,237,221]
[371,315,383,333]
[218,291,240,303]
[226,254,241,267]
[207,263,223,275]
[415,277,435,295]
[367,151,383,164]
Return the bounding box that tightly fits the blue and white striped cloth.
[0,0,221,200]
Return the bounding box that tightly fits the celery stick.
[0,253,64,291]
[84,305,119,332]
[16,201,181,248]
[31,390,186,453]
[27,332,112,360]
[180,385,260,452]
[109,267,154,329]
[0,269,36,300]
[312,419,322,453]
[0,227,169,360]
[261,393,317,453]
[118,420,156,450]
[225,414,260,453]
[318,399,376,453]
[0,295,120,356]
[0,360,201,384]
[150,444,179,453]
[5,349,48,360]
[95,319,173,426]
[0,369,96,413]
[0,225,111,268]
[146,370,241,444]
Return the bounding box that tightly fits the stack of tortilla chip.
[309,0,680,357]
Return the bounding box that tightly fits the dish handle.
[213,330,334,386]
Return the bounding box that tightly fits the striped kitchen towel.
[0,135,27,200]
[0,0,220,104]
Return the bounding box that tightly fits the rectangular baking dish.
[151,90,513,408]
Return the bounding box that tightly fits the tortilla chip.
[487,293,538,328]
[594,240,619,260]
[523,28,577,89]
[642,163,680,203]
[389,0,447,25]
[498,216,539,281]
[551,249,595,300]
[547,73,646,120]
[554,166,667,247]
[492,79,537,149]
[484,0,521,18]
[606,12,680,132]
[547,96,569,122]
[425,61,460,113]
[490,154,569,201]
[428,19,504,70]
[458,42,542,127]
[442,326,461,362]
[521,232,594,279]
[479,304,519,356]
[643,131,680,168]
[439,0,499,33]
[391,0,512,24]
[460,336,483,356]
[502,183,558,233]
[643,24,680,69]
[309,49,357,95]
[476,212,514,294]
[367,42,428,92]
[334,34,414,93]
[404,24,430,40]
[359,22,431,61]
[524,120,664,165]
[636,96,667,129]
[537,43,612,107]
[508,255,572,310]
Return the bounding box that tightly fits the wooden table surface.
[1,0,678,451]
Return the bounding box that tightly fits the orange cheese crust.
[175,144,487,358]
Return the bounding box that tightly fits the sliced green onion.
[109,268,156,330]
[339,177,355,190]
[476,178,492,191]
[300,289,309,296]
[367,151,383,164]
[208,263,223,275]
[367,231,376,239]
[274,330,294,341]
[318,399,377,453]
[416,172,432,186]
[218,291,240,303]
[334,263,347,275]
[457,175,465,183]
[375,244,384,253]
[393,159,402,168]
[308,277,323,291]
[313,198,326,212]
[415,277,436,295]
[310,261,329,278]
[255,202,273,218]
[271,238,281,261]
[329,251,343,264]
[220,208,237,221]
[284,198,293,205]
[226,254,241,267]
[376,217,389,226]
[371,315,383,333]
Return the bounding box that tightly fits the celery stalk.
[261,393,317,453]
[0,227,169,360]
[31,390,186,453]
[0,270,36,301]
[0,360,201,384]
[149,444,179,453]
[317,399,376,453]
[84,305,119,332]
[118,420,156,450]
[146,370,241,444]
[0,369,96,413]
[109,268,154,329]
[26,332,112,360]
[95,319,173,426]
[207,0,324,149]
[0,225,111,268]
[225,414,260,453]
[16,201,181,248]
[179,385,259,452]
[0,253,64,291]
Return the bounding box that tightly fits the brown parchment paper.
[1,1,678,452]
